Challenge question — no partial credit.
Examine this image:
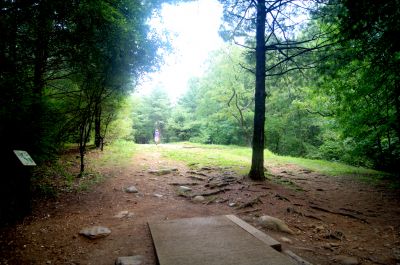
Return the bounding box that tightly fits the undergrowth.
[32,140,137,197]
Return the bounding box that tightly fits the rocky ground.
[1,145,399,265]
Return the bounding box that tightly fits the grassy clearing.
[158,142,251,175]
[88,141,388,184]
[156,142,387,182]
[39,140,388,195]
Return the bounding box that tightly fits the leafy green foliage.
[312,0,400,172]
[167,45,327,160]
[0,0,173,220]
[172,46,255,146]
[132,88,172,143]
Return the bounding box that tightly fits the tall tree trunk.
[31,0,51,153]
[249,0,266,181]
[33,2,49,97]
[79,121,86,175]
[394,80,400,142]
[94,103,102,148]
[79,112,93,175]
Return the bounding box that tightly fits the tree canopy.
[0,0,170,222]
[130,0,399,174]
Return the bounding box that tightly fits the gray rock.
[192,195,205,203]
[323,230,345,240]
[258,215,294,234]
[125,186,138,193]
[178,186,192,192]
[79,226,111,239]
[115,255,144,265]
[333,255,359,265]
[153,193,163,198]
[280,237,293,244]
[228,202,236,207]
[114,210,129,218]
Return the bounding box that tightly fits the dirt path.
[1,145,399,265]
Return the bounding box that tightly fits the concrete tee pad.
[148,215,297,265]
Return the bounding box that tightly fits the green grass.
[154,142,388,183]
[33,140,138,196]
[159,142,251,175]
[95,139,138,167]
[58,141,391,190]
[75,171,105,191]
[268,154,382,176]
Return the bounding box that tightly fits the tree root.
[236,196,262,209]
[310,205,368,223]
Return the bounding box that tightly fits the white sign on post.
[13,150,37,166]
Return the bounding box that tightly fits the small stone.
[258,215,294,234]
[323,244,334,251]
[333,255,359,265]
[178,186,192,192]
[115,255,144,265]
[125,186,138,193]
[79,226,111,239]
[153,193,163,198]
[192,196,205,203]
[280,237,293,244]
[228,202,236,207]
[114,211,129,218]
[323,230,345,240]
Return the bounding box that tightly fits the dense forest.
[0,0,168,221]
[132,1,400,174]
[1,0,399,221]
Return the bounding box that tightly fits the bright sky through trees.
[136,0,224,101]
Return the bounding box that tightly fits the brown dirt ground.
[1,145,399,265]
